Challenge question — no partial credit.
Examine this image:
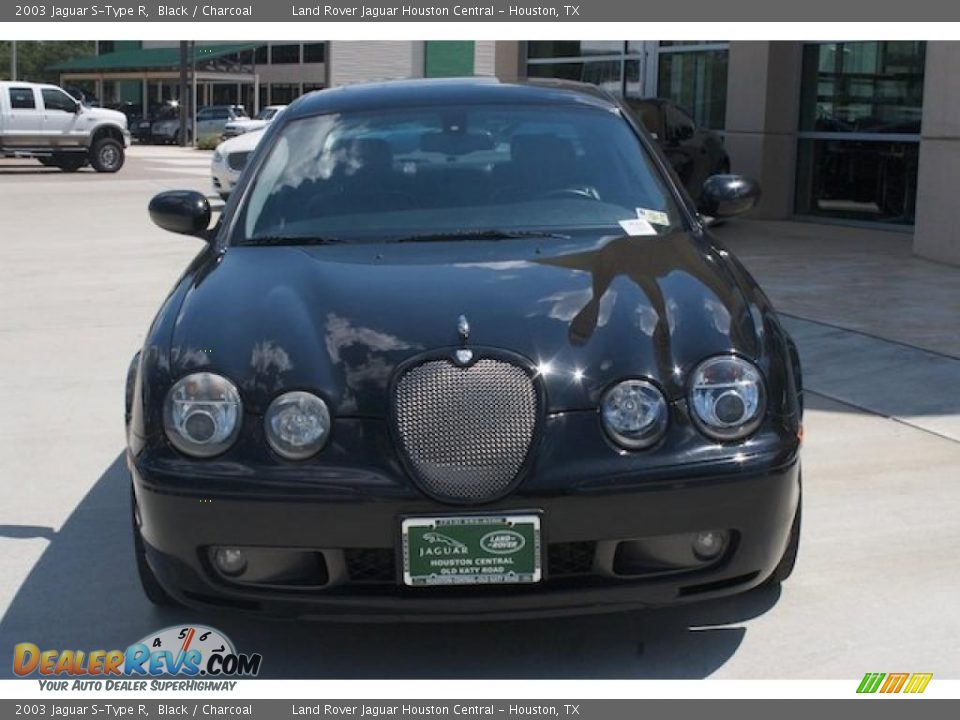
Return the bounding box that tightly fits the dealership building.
[53,40,960,265]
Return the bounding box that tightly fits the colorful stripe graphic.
[857,672,932,694]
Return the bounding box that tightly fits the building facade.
[53,39,960,265]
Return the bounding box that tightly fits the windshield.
[234,103,684,244]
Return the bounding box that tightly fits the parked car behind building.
[151,105,249,145]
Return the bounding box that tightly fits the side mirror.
[699,174,761,218]
[149,190,212,238]
[74,101,82,114]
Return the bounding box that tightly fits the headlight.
[163,373,242,458]
[689,356,765,441]
[601,379,668,449]
[212,150,223,163]
[264,391,331,460]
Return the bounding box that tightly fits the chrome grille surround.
[393,355,540,502]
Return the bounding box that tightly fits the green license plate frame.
[401,514,542,587]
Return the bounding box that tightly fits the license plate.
[401,514,542,587]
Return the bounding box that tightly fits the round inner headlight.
[601,379,668,450]
[264,391,331,460]
[689,355,765,441]
[163,373,242,458]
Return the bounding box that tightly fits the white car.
[211,128,264,199]
[221,105,286,139]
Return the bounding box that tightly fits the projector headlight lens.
[264,391,331,460]
[689,356,765,441]
[601,379,668,450]
[163,373,242,458]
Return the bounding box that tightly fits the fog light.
[692,530,727,560]
[213,547,247,576]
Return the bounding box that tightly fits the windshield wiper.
[239,235,348,246]
[391,229,570,243]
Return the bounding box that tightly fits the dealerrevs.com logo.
[13,625,261,689]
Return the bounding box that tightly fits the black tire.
[54,154,85,172]
[38,157,57,167]
[767,493,801,585]
[90,137,124,173]
[131,485,177,606]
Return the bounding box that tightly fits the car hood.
[226,119,267,131]
[217,128,265,154]
[87,107,127,127]
[169,231,762,416]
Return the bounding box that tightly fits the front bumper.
[131,447,800,621]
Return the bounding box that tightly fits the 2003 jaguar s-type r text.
[126,78,803,620]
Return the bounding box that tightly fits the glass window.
[657,49,728,130]
[8,88,36,109]
[254,46,268,64]
[304,43,326,63]
[41,89,77,112]
[271,44,301,65]
[527,41,624,59]
[268,84,301,104]
[799,41,925,133]
[235,104,683,244]
[795,139,918,224]
[302,84,324,94]
[526,61,624,96]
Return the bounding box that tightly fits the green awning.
[50,43,264,72]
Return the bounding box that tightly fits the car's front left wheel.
[131,485,177,606]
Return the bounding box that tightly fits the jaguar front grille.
[393,357,538,502]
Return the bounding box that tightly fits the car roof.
[283,77,620,120]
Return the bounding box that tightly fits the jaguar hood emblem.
[454,315,473,365]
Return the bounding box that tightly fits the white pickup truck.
[0,81,130,172]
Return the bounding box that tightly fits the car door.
[195,108,214,137]
[207,107,231,136]
[40,87,83,146]
[3,86,43,147]
[662,102,703,197]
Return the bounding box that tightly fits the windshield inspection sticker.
[618,217,657,236]
[636,208,671,225]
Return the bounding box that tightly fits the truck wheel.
[90,137,124,173]
[131,485,177,607]
[38,157,56,167]
[54,154,86,172]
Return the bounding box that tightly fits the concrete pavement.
[1,149,959,678]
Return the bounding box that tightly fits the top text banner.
[4,0,960,22]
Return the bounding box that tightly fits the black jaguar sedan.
[127,78,803,620]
